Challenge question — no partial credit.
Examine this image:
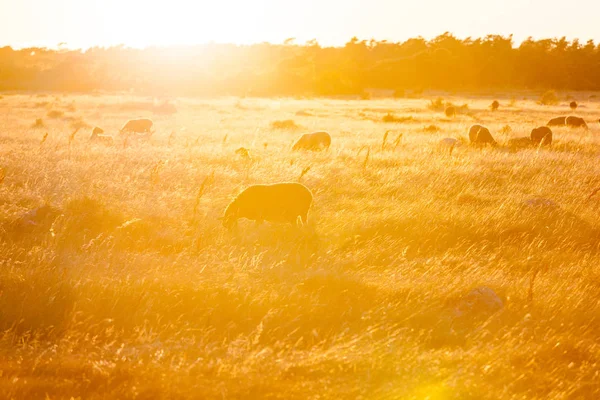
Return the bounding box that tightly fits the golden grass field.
[1,92,600,399]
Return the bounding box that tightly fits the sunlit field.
[1,92,600,399]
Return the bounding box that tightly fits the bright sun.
[84,0,278,48]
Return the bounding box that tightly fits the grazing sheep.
[220,183,313,229]
[490,100,500,111]
[530,126,553,146]
[292,131,331,151]
[89,127,114,145]
[468,125,497,146]
[444,106,456,118]
[546,116,567,127]
[119,118,154,135]
[566,116,588,129]
[507,137,532,150]
[570,101,578,111]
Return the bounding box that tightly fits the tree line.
[1,33,599,96]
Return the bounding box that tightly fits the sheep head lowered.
[292,131,331,151]
[120,118,154,135]
[220,183,313,229]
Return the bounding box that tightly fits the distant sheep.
[546,116,567,127]
[292,131,331,151]
[507,137,532,150]
[530,126,553,146]
[570,101,578,111]
[444,106,456,118]
[220,182,313,229]
[120,118,154,135]
[89,127,114,145]
[490,100,500,111]
[566,116,588,129]
[468,125,497,146]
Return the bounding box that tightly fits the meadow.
[0,92,599,399]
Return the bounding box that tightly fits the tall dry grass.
[0,94,599,398]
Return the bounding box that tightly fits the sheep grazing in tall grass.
[566,116,588,129]
[220,183,313,230]
[292,131,331,151]
[468,125,497,146]
[119,118,154,135]
[490,100,500,111]
[530,126,553,146]
[89,127,114,146]
[570,101,578,111]
[546,116,567,127]
[507,137,532,150]
[444,106,456,118]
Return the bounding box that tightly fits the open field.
[1,92,600,399]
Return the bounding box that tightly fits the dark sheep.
[507,137,532,150]
[120,118,154,135]
[530,126,553,146]
[444,106,456,118]
[292,131,331,151]
[220,183,313,229]
[566,116,588,129]
[490,100,500,111]
[468,125,497,146]
[92,126,104,135]
[546,116,567,127]
[570,101,578,110]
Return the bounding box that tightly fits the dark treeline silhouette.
[2,33,600,96]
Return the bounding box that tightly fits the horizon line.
[3,32,599,52]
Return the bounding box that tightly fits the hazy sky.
[3,0,599,49]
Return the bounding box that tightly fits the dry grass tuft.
[298,166,311,181]
[193,172,215,219]
[40,132,48,147]
[358,145,370,169]
[150,160,166,186]
[32,118,45,128]
[539,90,559,105]
[381,130,389,151]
